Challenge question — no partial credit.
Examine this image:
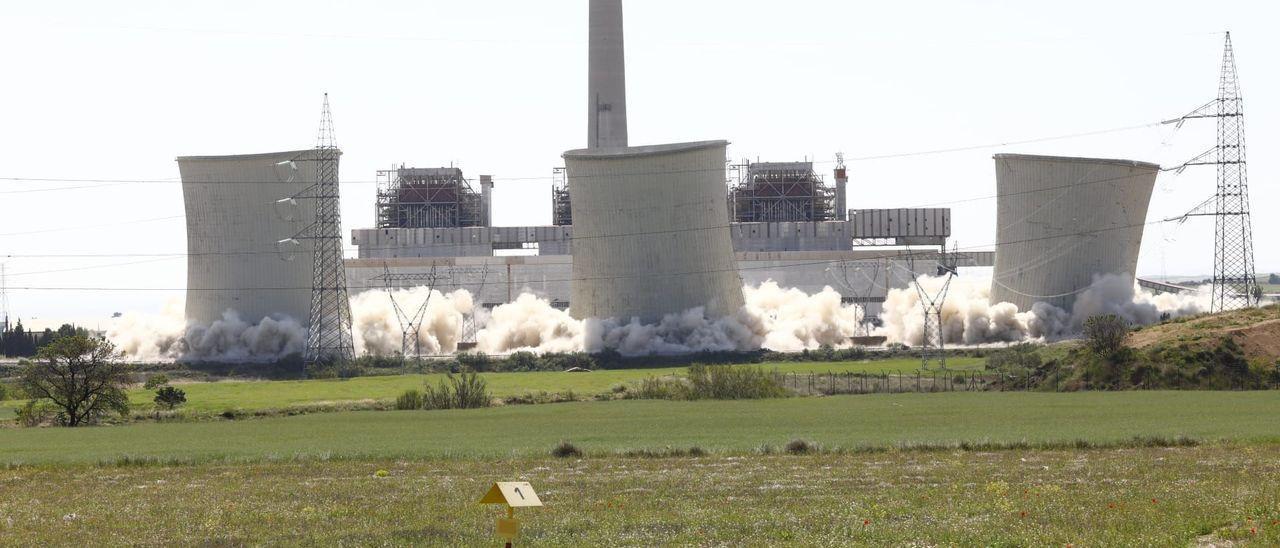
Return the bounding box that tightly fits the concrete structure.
[179,149,325,325]
[563,140,744,321]
[352,213,952,259]
[990,154,1160,311]
[345,250,993,321]
[588,0,627,148]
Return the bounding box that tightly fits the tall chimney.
[588,0,628,149]
[479,175,494,227]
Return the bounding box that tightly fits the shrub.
[1084,314,1129,359]
[456,352,493,372]
[685,364,788,400]
[395,389,424,410]
[143,374,171,391]
[505,351,540,372]
[153,386,187,410]
[0,382,7,401]
[421,372,492,410]
[15,400,55,427]
[785,439,817,455]
[986,343,1043,375]
[551,440,583,458]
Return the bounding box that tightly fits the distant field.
[2,443,1278,545]
[2,391,1277,465]
[2,357,983,415]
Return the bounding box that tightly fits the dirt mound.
[1129,304,1280,361]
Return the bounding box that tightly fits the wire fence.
[772,369,1280,395]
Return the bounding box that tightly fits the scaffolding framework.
[551,166,572,226]
[728,161,836,223]
[376,167,484,229]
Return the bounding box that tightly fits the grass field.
[2,445,1277,545]
[2,391,1277,465]
[1,356,983,416]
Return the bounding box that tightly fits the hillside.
[1129,303,1280,362]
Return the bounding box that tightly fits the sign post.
[479,482,542,547]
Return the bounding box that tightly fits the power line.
[3,216,1175,292]
[0,118,1173,191]
[0,168,1171,251]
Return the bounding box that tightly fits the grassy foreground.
[2,391,1278,465]
[2,445,1278,545]
[2,356,983,416]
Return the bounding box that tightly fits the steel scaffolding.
[375,167,484,229]
[728,161,836,222]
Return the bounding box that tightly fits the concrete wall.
[990,154,1159,311]
[179,149,324,325]
[564,140,744,322]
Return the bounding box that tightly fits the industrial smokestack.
[479,175,493,227]
[588,0,628,149]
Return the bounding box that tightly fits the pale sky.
[1,0,1276,328]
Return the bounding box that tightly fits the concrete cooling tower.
[179,150,329,326]
[563,140,745,322]
[990,153,1160,311]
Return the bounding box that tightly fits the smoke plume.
[108,275,1213,361]
[875,273,1210,346]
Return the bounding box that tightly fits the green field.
[4,391,1280,544]
[2,391,1277,465]
[2,357,982,416]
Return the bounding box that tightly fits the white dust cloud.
[875,273,1210,346]
[106,300,305,363]
[108,275,1213,361]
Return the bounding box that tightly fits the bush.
[15,400,55,427]
[1084,314,1129,359]
[785,439,817,455]
[551,440,583,458]
[421,371,492,410]
[986,343,1043,375]
[395,389,424,410]
[456,352,493,372]
[685,364,788,400]
[143,374,171,391]
[153,386,187,410]
[630,365,788,400]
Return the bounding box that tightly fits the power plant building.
[564,140,745,321]
[179,150,326,325]
[990,153,1160,311]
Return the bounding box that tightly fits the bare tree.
[19,336,130,426]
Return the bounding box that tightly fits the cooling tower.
[179,149,329,326]
[588,0,627,148]
[563,140,745,322]
[990,154,1160,311]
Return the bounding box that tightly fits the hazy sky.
[1,0,1276,328]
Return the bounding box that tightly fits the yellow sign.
[479,482,543,508]
[495,517,521,540]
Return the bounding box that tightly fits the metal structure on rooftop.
[1166,32,1259,312]
[728,161,837,223]
[551,166,572,226]
[304,94,355,364]
[376,167,486,229]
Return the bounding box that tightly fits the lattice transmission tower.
[304,94,355,363]
[1168,32,1259,311]
[904,246,958,370]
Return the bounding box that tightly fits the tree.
[1269,273,1280,285]
[143,374,171,391]
[1083,314,1129,360]
[19,335,130,426]
[153,386,187,410]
